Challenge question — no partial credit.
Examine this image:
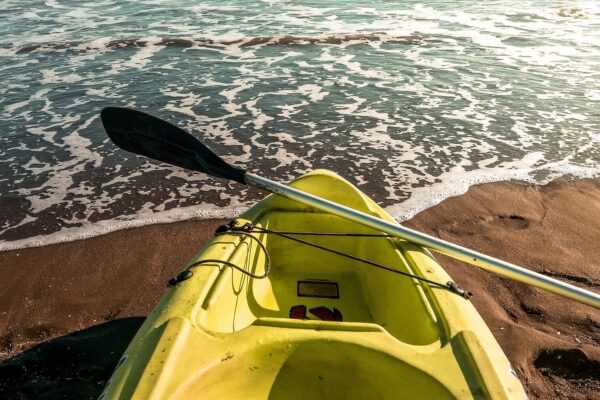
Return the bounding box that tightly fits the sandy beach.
[1,179,599,399]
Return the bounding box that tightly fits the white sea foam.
[123,37,163,70]
[0,204,245,252]
[3,161,598,252]
[585,90,600,101]
[44,0,61,8]
[2,0,599,252]
[388,155,600,222]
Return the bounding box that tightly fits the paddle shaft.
[246,173,600,309]
[99,107,600,309]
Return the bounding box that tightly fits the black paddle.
[99,106,600,309]
[100,107,246,183]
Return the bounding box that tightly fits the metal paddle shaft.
[100,107,600,309]
[245,173,600,309]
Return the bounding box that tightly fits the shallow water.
[1,0,599,249]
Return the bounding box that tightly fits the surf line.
[15,33,424,54]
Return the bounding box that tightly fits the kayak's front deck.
[169,325,458,400]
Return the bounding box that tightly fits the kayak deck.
[100,170,526,400]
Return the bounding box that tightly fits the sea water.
[1,0,599,250]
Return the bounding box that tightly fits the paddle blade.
[100,107,246,183]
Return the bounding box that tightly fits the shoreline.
[4,166,598,253]
[1,178,599,399]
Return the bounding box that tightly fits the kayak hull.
[99,170,526,400]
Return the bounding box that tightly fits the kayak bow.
[99,170,528,399]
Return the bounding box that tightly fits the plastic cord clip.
[447,281,473,299]
[215,220,254,234]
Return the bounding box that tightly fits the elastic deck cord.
[169,220,472,299]
[168,230,271,286]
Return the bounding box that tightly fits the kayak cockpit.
[196,212,440,346]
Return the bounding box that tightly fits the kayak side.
[99,170,526,400]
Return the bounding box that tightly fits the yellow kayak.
[99,170,527,400]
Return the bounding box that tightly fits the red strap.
[309,306,343,321]
[289,305,307,319]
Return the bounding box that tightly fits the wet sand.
[1,179,599,399]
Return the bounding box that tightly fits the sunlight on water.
[0,0,599,249]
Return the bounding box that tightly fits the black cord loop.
[167,229,271,286]
[169,219,472,299]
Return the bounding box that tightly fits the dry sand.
[1,179,599,399]
[406,179,600,399]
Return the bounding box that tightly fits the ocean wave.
[2,0,599,252]
[12,34,424,55]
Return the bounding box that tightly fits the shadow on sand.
[0,317,144,400]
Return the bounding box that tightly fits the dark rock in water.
[0,318,143,400]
